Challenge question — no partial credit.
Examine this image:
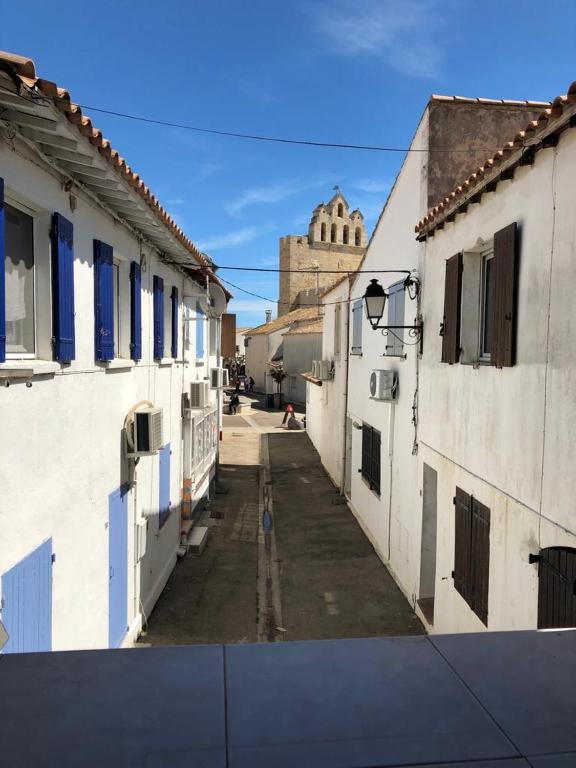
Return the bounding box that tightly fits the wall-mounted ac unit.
[317,360,332,381]
[190,380,210,409]
[129,407,164,456]
[222,368,230,387]
[311,360,320,378]
[369,370,397,401]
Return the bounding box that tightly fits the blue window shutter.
[50,213,75,362]
[196,302,204,358]
[351,300,362,354]
[153,275,164,359]
[0,177,5,363]
[171,286,178,358]
[159,443,171,528]
[93,240,115,361]
[130,261,142,361]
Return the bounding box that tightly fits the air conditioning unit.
[369,370,397,401]
[190,380,210,409]
[222,368,230,387]
[317,360,332,381]
[130,407,163,456]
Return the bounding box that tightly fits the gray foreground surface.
[1,629,575,767]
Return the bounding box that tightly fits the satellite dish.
[207,281,227,318]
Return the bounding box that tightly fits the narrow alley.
[142,393,423,645]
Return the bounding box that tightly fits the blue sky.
[2,0,575,327]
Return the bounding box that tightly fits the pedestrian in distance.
[229,393,240,415]
[282,402,295,427]
[235,378,240,394]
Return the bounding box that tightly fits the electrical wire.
[71,102,525,155]
[214,265,411,274]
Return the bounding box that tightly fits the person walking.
[229,393,240,415]
[235,378,240,394]
[282,402,294,427]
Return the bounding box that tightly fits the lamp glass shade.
[363,279,386,326]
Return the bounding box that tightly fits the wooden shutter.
[351,300,362,354]
[453,487,471,601]
[491,222,518,368]
[93,240,115,361]
[0,177,5,363]
[441,253,462,364]
[387,281,405,356]
[153,275,164,359]
[371,428,381,494]
[130,261,142,361]
[537,547,576,629]
[361,424,371,483]
[470,498,490,625]
[50,213,76,362]
[171,286,178,359]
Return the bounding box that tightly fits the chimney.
[265,310,272,324]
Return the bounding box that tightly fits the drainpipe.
[339,278,352,495]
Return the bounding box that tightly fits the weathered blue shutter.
[0,177,5,363]
[153,275,164,359]
[159,443,171,528]
[130,261,142,361]
[51,213,75,362]
[93,240,115,361]
[386,281,405,356]
[196,302,204,359]
[171,286,178,358]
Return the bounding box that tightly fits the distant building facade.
[278,191,366,316]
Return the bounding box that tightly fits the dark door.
[535,547,576,629]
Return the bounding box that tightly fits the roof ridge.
[430,94,551,108]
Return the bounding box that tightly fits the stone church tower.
[278,190,367,315]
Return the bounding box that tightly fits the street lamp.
[363,279,387,329]
[362,277,424,352]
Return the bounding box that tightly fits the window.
[153,275,164,359]
[330,223,337,243]
[320,222,326,242]
[479,251,495,360]
[196,302,205,358]
[386,280,405,356]
[5,203,35,356]
[164,286,173,358]
[337,203,344,217]
[453,487,490,625]
[334,301,341,356]
[351,300,362,355]
[343,225,349,245]
[361,423,381,495]
[355,227,362,246]
[450,222,519,368]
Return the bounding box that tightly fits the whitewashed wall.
[305,280,350,488]
[283,332,322,406]
[420,129,576,633]
[346,113,428,610]
[0,139,221,650]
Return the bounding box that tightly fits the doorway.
[344,417,352,497]
[109,487,128,648]
[418,464,437,625]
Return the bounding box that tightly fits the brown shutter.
[361,424,371,483]
[453,487,471,601]
[491,222,518,368]
[441,253,462,364]
[371,428,381,495]
[470,498,490,626]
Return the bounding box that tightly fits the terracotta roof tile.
[416,81,576,236]
[0,50,230,296]
[246,307,320,336]
[283,319,324,336]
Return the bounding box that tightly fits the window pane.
[5,204,34,354]
[481,256,495,355]
[113,262,120,356]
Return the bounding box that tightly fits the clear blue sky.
[2,0,575,327]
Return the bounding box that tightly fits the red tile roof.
[0,50,230,297]
[416,83,576,237]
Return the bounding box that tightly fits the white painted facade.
[419,128,576,634]
[306,279,351,489]
[0,133,224,651]
[283,330,322,407]
[244,329,284,393]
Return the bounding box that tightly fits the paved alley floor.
[141,393,423,645]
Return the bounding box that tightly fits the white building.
[0,51,229,652]
[244,306,319,396]
[307,94,551,632]
[416,84,576,634]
